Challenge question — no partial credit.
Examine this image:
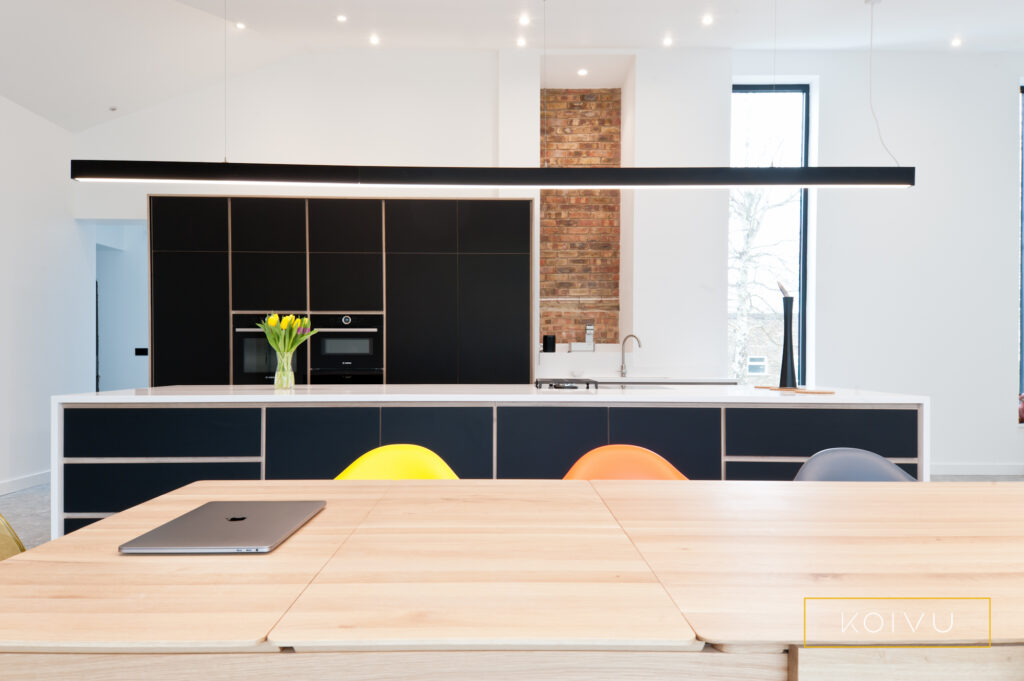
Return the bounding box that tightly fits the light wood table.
[2,480,1022,681]
[594,480,1024,680]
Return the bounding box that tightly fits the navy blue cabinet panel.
[385,254,458,383]
[381,407,493,478]
[64,518,100,534]
[266,407,380,479]
[231,252,307,311]
[385,200,458,253]
[308,199,383,253]
[725,408,918,458]
[64,462,260,513]
[725,461,803,481]
[458,255,530,384]
[609,408,721,480]
[457,200,531,254]
[151,252,230,386]
[150,197,228,251]
[64,408,261,458]
[497,407,608,479]
[309,253,383,311]
[230,198,307,252]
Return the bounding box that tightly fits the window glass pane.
[728,89,806,386]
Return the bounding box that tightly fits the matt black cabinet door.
[381,407,493,478]
[151,252,229,385]
[497,407,608,479]
[385,200,457,253]
[725,408,918,458]
[458,254,530,383]
[64,408,261,458]
[231,198,307,252]
[64,462,260,513]
[150,196,228,251]
[309,199,383,252]
[609,408,721,480]
[266,407,380,479]
[309,253,383,311]
[232,252,307,311]
[386,254,458,383]
[458,200,531,254]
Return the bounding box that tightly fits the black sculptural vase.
[779,296,797,388]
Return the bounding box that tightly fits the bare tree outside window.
[728,87,808,386]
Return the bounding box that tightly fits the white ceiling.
[2,0,1023,131]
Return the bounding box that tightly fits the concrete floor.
[1,476,1022,552]
[0,484,50,549]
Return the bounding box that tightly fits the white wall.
[73,49,503,220]
[0,95,93,494]
[95,221,150,391]
[735,50,1024,475]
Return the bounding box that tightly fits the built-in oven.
[232,313,308,385]
[309,313,384,384]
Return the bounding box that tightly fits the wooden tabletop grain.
[2,479,1021,654]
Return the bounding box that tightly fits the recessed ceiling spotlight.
[951,36,963,47]
[369,33,380,45]
[336,14,347,23]
[701,13,714,26]
[235,21,246,29]
[577,68,588,77]
[516,36,527,47]
[519,12,530,26]
[663,34,673,47]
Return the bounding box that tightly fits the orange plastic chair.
[564,444,688,481]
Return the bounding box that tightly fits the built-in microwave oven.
[309,313,384,384]
[232,313,308,385]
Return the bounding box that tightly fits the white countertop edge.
[52,385,929,407]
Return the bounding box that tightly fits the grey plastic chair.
[794,447,917,482]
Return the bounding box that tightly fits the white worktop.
[53,383,928,406]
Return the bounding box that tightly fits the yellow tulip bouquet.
[256,313,318,389]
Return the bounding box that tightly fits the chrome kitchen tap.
[620,334,642,377]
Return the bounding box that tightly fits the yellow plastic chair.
[335,444,459,480]
[0,512,26,561]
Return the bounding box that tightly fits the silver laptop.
[119,500,326,554]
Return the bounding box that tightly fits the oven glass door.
[233,327,307,385]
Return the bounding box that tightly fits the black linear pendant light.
[69,160,914,188]
[70,0,914,190]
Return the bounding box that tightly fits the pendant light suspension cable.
[223,0,228,162]
[868,1,900,166]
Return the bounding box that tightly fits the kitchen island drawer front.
[266,407,380,479]
[725,408,918,458]
[725,461,805,481]
[64,408,261,458]
[609,408,721,480]
[497,407,608,479]
[381,407,493,478]
[63,462,260,513]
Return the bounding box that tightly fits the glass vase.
[274,350,295,390]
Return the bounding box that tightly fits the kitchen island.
[51,384,928,537]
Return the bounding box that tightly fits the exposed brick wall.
[540,89,621,344]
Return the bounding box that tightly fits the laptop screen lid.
[118,500,326,554]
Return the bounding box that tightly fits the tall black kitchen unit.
[150,197,231,386]
[385,200,530,384]
[230,198,307,311]
[151,196,531,385]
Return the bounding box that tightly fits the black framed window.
[1018,86,1023,402]
[728,83,810,386]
